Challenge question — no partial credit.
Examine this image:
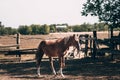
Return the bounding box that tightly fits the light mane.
[64,36,70,44]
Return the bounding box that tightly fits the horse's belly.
[45,52,58,57]
[44,49,58,57]
[43,47,60,57]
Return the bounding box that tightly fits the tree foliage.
[72,23,108,32]
[44,24,50,34]
[0,26,18,35]
[82,0,120,28]
[18,24,50,35]
[72,23,93,32]
[0,22,115,35]
[49,24,56,33]
[30,24,40,35]
[18,25,32,35]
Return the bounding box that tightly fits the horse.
[36,34,80,77]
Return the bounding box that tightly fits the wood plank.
[80,37,95,40]
[5,50,37,55]
[0,48,37,51]
[97,48,120,54]
[15,48,37,51]
[0,48,37,54]
[0,44,20,48]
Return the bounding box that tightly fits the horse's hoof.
[51,72,56,76]
[37,75,44,78]
[61,74,65,78]
[53,74,57,78]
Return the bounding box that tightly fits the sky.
[0,0,99,28]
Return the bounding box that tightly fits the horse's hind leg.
[49,57,56,75]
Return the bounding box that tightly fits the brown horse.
[36,34,80,77]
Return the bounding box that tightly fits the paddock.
[0,57,120,80]
[0,32,120,80]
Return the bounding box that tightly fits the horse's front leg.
[58,56,65,77]
[49,57,56,75]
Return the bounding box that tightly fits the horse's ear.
[73,34,75,38]
[73,34,79,41]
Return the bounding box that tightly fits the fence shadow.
[0,57,120,79]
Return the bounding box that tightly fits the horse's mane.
[44,36,70,45]
[64,36,70,45]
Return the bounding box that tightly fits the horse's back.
[38,39,63,57]
[45,39,59,44]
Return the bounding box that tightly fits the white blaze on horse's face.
[74,34,80,51]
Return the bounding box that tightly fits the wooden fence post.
[16,33,20,49]
[16,33,21,58]
[85,34,89,57]
[89,35,93,55]
[92,31,97,59]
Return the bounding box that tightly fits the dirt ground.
[0,32,120,80]
[0,57,120,80]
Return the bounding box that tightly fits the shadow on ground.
[0,57,120,80]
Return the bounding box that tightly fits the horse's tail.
[36,41,45,66]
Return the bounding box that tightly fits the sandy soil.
[0,57,120,80]
[0,31,120,80]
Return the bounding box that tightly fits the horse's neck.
[62,38,71,51]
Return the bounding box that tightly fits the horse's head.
[67,34,80,53]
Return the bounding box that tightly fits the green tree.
[72,23,93,32]
[38,26,44,34]
[82,0,120,37]
[44,24,50,34]
[11,28,18,34]
[30,24,40,34]
[82,0,120,25]
[0,26,7,35]
[72,25,81,32]
[49,24,56,32]
[18,25,32,35]
[97,23,108,31]
[5,27,12,35]
[80,23,93,31]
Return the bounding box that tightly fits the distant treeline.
[0,23,120,35]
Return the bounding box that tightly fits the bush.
[0,26,18,35]
[18,25,32,35]
[44,24,50,34]
[30,24,40,34]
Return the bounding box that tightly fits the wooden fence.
[96,31,120,59]
[79,31,120,60]
[0,33,37,61]
[1,32,120,61]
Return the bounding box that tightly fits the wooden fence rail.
[0,44,20,48]
[78,31,120,60]
[1,32,120,61]
[0,33,38,61]
[92,31,120,60]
